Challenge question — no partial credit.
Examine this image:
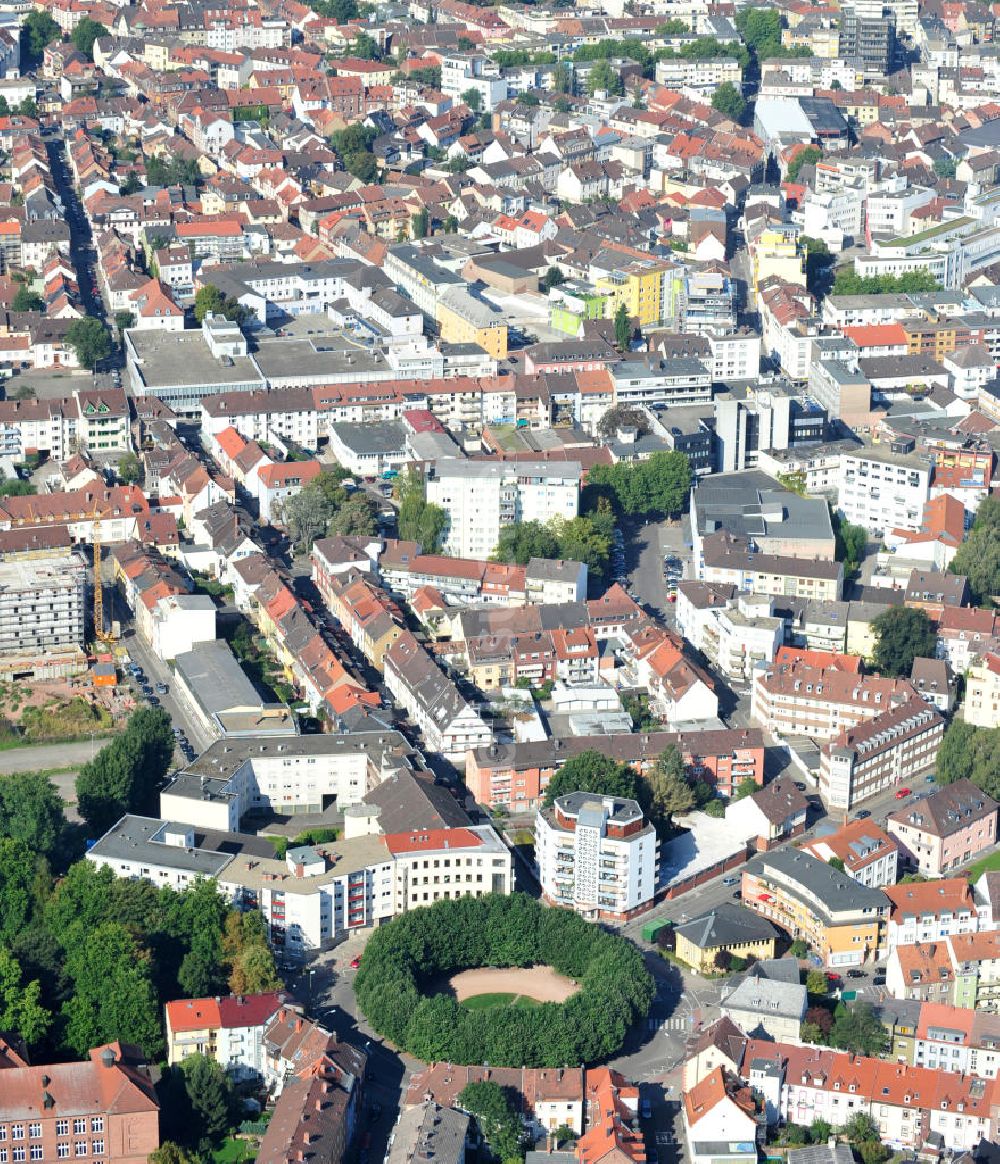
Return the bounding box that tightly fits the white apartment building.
[158,732,422,832]
[654,56,741,92]
[426,460,580,559]
[837,448,932,536]
[89,814,513,955]
[535,793,658,922]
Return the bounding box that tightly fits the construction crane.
[91,505,113,645]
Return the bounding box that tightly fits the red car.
[895,787,911,800]
[350,955,362,969]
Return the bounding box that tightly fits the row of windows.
[0,1124,101,1143]
[0,1144,103,1162]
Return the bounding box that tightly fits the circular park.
[354,893,654,1067]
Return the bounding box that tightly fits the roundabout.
[354,893,654,1067]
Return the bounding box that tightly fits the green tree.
[810,1119,833,1143]
[587,60,624,97]
[65,318,111,370]
[411,208,429,239]
[841,1112,881,1144]
[829,1002,889,1056]
[75,707,175,835]
[647,745,694,820]
[21,11,59,67]
[12,286,43,313]
[553,60,573,93]
[396,467,447,552]
[330,124,379,182]
[933,157,957,179]
[871,606,936,677]
[181,1054,236,1150]
[552,515,611,584]
[458,1081,523,1162]
[614,302,632,350]
[149,1145,199,1164]
[734,776,758,800]
[0,839,45,947]
[62,922,161,1056]
[790,939,808,958]
[597,404,651,440]
[951,494,1000,604]
[711,81,745,122]
[328,490,378,537]
[114,309,136,337]
[832,510,866,575]
[117,451,141,485]
[193,284,247,325]
[587,452,691,518]
[0,771,66,860]
[806,969,829,996]
[352,31,380,59]
[542,751,640,806]
[0,946,51,1047]
[786,145,821,182]
[540,266,566,291]
[828,856,846,873]
[278,481,335,554]
[831,269,940,295]
[71,16,108,59]
[800,235,832,292]
[494,520,560,565]
[462,87,483,112]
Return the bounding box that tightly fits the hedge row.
[354,893,654,1066]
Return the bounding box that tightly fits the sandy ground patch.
[449,965,580,1004]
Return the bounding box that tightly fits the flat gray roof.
[174,639,290,724]
[88,815,234,876]
[129,331,264,391]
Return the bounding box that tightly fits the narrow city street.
[46,131,107,326]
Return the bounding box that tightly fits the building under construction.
[0,549,88,679]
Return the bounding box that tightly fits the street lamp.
[307,968,316,1007]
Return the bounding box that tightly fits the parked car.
[722,876,739,886]
[155,682,168,695]
[895,787,912,799]
[847,969,865,979]
[856,809,871,819]
[350,955,362,969]
[873,974,886,986]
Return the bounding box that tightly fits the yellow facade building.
[437,288,508,359]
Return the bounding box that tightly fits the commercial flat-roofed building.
[172,638,296,741]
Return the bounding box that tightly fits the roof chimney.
[100,1048,116,1069]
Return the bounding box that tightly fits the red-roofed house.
[166,992,290,1079]
[255,458,323,522]
[683,1067,759,1164]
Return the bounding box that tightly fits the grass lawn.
[460,992,541,1011]
[966,849,1000,881]
[212,1138,254,1164]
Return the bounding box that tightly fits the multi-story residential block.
[818,697,944,812]
[466,728,765,810]
[887,779,1000,877]
[426,461,580,560]
[386,1103,469,1164]
[752,660,918,741]
[165,991,288,1077]
[884,879,980,950]
[383,631,492,758]
[885,931,1000,1011]
[0,549,87,679]
[699,530,844,601]
[535,793,658,921]
[741,849,888,967]
[89,813,513,955]
[801,819,899,888]
[836,447,932,536]
[741,1038,995,1152]
[965,651,1000,728]
[0,1043,160,1164]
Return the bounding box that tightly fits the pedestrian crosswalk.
[648,1017,690,1032]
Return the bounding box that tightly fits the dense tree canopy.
[950,494,1000,604]
[0,771,67,862]
[870,606,937,677]
[329,124,379,183]
[71,17,107,59]
[786,145,821,182]
[65,318,111,370]
[20,11,59,67]
[711,81,746,122]
[832,510,866,576]
[278,470,377,552]
[396,467,448,552]
[76,707,176,835]
[937,719,1000,798]
[542,750,642,807]
[458,1082,524,1162]
[831,270,940,295]
[355,893,653,1066]
[829,1002,890,1056]
[587,451,691,518]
